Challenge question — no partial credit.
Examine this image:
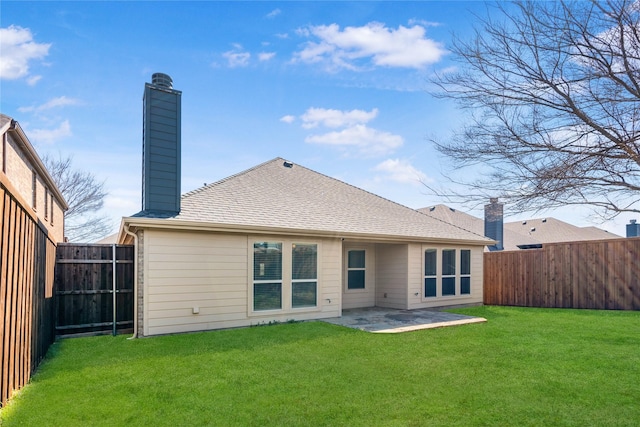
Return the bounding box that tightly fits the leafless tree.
[42,154,113,242]
[430,0,640,219]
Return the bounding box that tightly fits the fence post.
[112,244,117,336]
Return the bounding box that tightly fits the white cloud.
[293,22,446,71]
[0,25,51,81]
[280,115,296,124]
[301,107,378,129]
[28,120,72,144]
[408,19,442,28]
[305,124,403,156]
[18,96,81,113]
[266,9,281,19]
[223,46,251,68]
[27,75,42,86]
[258,52,276,62]
[373,158,430,184]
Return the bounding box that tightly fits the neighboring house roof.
[126,158,492,245]
[94,232,118,244]
[419,204,619,250]
[0,114,68,211]
[503,217,617,249]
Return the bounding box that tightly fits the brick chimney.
[484,198,504,251]
[142,73,181,215]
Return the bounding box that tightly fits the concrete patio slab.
[322,307,486,333]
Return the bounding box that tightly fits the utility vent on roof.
[429,206,436,212]
[522,221,527,225]
[283,161,293,168]
[449,207,456,212]
[542,218,547,223]
[530,227,536,232]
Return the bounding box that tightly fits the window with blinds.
[292,243,317,308]
[253,242,282,311]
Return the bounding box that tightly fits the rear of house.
[119,74,491,337]
[121,158,490,337]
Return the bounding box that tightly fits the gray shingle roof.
[419,204,619,250]
[132,158,491,244]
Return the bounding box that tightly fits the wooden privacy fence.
[1,175,56,408]
[484,238,640,309]
[55,244,134,337]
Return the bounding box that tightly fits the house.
[118,74,493,337]
[1,114,67,243]
[419,200,619,251]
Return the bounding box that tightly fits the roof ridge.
[417,206,489,240]
[292,160,441,216]
[290,162,492,242]
[182,157,286,198]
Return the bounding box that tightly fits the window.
[461,250,471,295]
[44,188,49,220]
[442,249,456,296]
[424,249,437,297]
[292,243,317,308]
[252,240,319,312]
[253,242,282,311]
[2,133,6,173]
[32,170,37,210]
[347,250,365,289]
[50,194,55,225]
[423,248,473,298]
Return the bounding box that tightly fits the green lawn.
[2,306,639,426]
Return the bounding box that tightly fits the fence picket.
[55,244,133,337]
[484,238,640,310]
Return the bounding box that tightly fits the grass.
[1,306,639,426]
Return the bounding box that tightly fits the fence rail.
[55,244,134,337]
[1,174,56,408]
[484,238,640,309]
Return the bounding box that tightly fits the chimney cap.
[489,197,499,204]
[152,73,173,89]
[631,219,637,224]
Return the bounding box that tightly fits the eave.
[118,216,495,247]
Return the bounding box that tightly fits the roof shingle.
[132,158,491,244]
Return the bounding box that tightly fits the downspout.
[123,224,139,339]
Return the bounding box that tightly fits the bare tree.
[42,154,113,242]
[430,0,640,219]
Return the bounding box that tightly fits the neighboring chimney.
[627,219,640,238]
[142,73,181,215]
[484,198,504,251]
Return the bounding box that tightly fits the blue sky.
[1,1,634,238]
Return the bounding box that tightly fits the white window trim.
[248,237,322,316]
[421,246,474,301]
[345,248,367,293]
